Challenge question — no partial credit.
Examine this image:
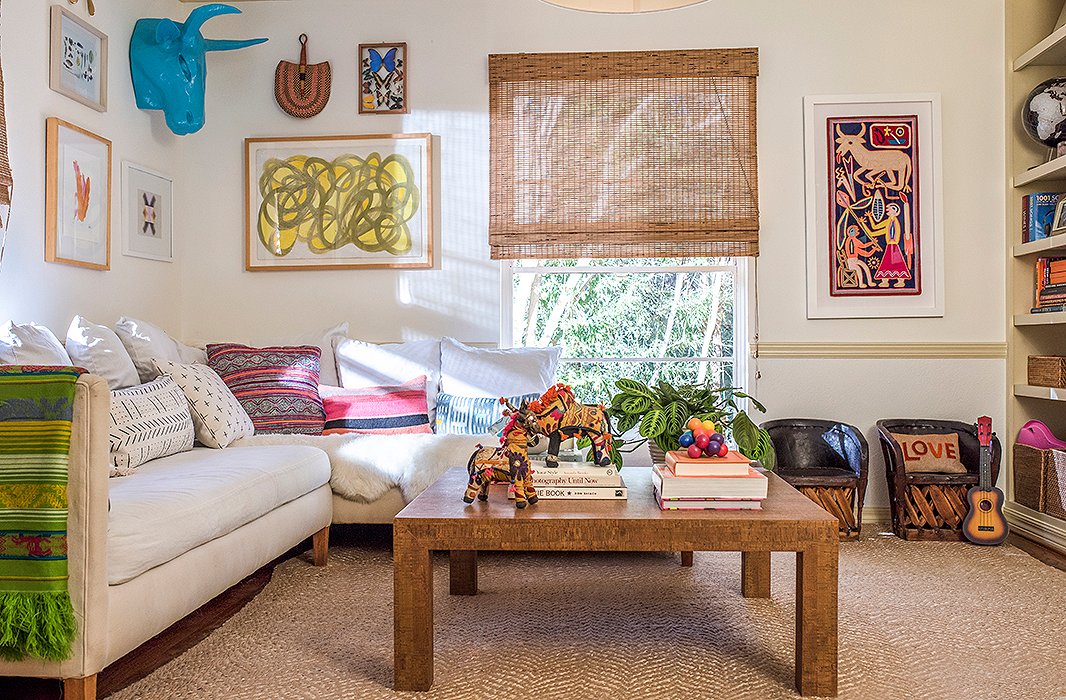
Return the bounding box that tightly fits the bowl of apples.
[678,417,729,459]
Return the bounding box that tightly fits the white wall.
[0,0,183,334]
[2,1,1005,509]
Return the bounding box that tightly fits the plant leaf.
[615,413,639,435]
[615,378,652,398]
[664,401,687,434]
[621,395,652,414]
[640,409,667,438]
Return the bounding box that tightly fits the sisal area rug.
[110,528,1066,700]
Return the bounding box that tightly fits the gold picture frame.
[49,6,108,112]
[245,133,434,271]
[46,117,112,270]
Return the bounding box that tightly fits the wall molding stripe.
[755,342,1007,359]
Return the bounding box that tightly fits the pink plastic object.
[1016,419,1066,450]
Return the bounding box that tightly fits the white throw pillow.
[0,321,72,366]
[335,337,441,418]
[153,360,255,449]
[109,376,195,476]
[439,337,561,398]
[65,316,140,390]
[114,317,207,383]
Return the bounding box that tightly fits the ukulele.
[961,416,1008,545]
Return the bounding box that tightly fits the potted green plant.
[606,378,776,469]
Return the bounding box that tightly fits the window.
[506,258,745,403]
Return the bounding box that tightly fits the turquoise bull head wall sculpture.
[130,3,267,136]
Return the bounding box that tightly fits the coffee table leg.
[741,551,771,598]
[795,542,838,697]
[680,551,694,567]
[394,533,433,691]
[449,550,478,595]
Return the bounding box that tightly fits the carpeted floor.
[109,528,1066,700]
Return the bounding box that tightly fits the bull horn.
[856,123,867,138]
[183,3,241,38]
[205,37,268,52]
[835,124,844,138]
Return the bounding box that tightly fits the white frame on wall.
[803,93,944,319]
[121,161,174,263]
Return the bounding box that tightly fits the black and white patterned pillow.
[153,360,255,449]
[109,376,195,476]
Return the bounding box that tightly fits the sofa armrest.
[0,374,112,679]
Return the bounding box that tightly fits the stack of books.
[511,459,628,500]
[652,449,768,510]
[1033,256,1066,313]
[1023,192,1060,243]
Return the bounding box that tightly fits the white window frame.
[500,258,756,394]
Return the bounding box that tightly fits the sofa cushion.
[66,316,141,389]
[334,337,441,420]
[115,317,207,383]
[435,391,541,435]
[439,337,560,398]
[206,343,325,435]
[154,360,256,448]
[0,321,72,366]
[321,377,431,435]
[107,445,330,584]
[109,376,195,476]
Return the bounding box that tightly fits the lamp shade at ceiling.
[542,0,709,12]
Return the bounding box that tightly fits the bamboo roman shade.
[489,48,759,260]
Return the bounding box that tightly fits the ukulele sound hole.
[978,500,993,512]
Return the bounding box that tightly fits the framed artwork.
[804,94,944,318]
[245,133,434,270]
[122,162,174,262]
[49,6,108,112]
[46,117,111,270]
[358,42,408,114]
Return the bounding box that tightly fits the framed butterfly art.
[359,42,408,114]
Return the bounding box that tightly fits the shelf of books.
[1007,0,1066,554]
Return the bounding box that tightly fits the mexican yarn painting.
[828,116,920,296]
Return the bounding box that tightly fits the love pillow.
[889,432,968,474]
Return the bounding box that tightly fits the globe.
[1023,77,1066,147]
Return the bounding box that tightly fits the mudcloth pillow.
[109,377,194,476]
[206,344,325,435]
[435,391,541,435]
[153,360,255,449]
[890,432,968,474]
[321,377,432,435]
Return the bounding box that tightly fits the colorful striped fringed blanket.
[0,366,83,661]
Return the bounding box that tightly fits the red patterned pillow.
[321,376,432,435]
[206,343,324,435]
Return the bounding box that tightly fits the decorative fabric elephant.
[130,4,267,135]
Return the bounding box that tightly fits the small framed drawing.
[49,6,108,112]
[46,117,111,270]
[803,93,944,318]
[358,42,408,114]
[122,162,174,262]
[245,133,433,270]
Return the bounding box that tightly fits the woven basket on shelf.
[1012,444,1047,512]
[1046,450,1066,520]
[1027,356,1066,388]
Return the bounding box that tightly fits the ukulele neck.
[976,416,993,492]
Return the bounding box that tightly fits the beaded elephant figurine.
[526,383,614,468]
[463,400,540,508]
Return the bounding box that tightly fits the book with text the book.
[665,449,752,477]
[651,464,768,500]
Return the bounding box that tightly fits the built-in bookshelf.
[1007,0,1066,555]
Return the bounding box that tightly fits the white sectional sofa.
[0,375,334,699]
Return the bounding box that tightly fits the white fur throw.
[233,432,495,503]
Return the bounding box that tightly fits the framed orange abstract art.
[45,117,111,270]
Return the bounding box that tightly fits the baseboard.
[861,506,891,524]
[1005,502,1066,555]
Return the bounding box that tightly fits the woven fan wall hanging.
[275,34,331,119]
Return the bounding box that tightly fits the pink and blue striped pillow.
[206,343,324,435]
[321,376,432,435]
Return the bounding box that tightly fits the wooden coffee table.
[393,467,839,696]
